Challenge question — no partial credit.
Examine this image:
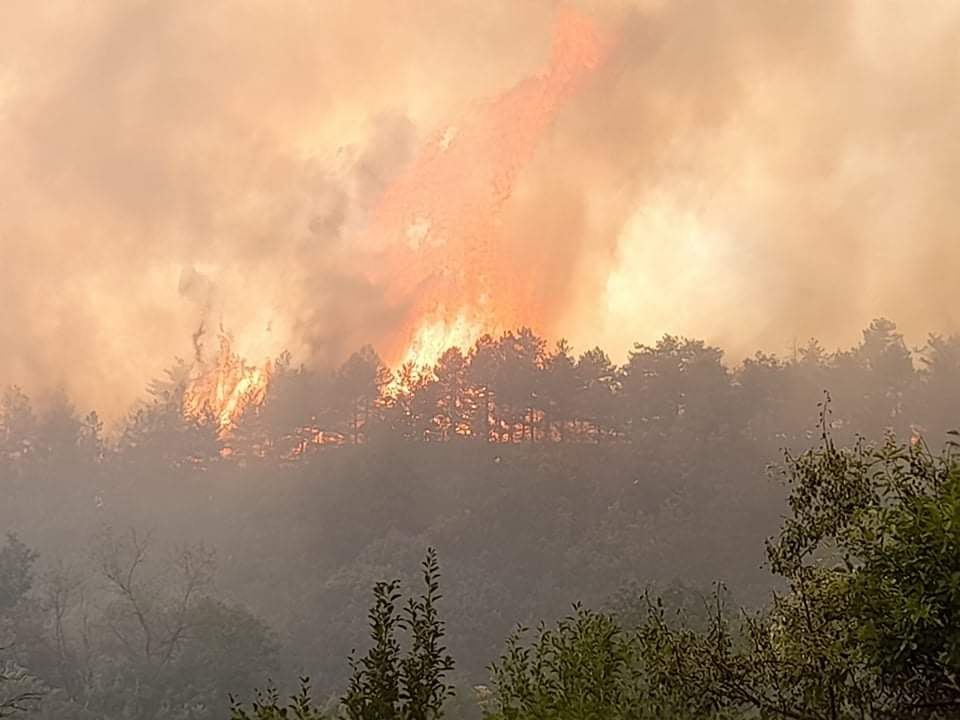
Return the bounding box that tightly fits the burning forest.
[3,2,960,719]
[174,5,613,432]
[4,0,960,421]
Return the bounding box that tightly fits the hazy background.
[2,0,959,420]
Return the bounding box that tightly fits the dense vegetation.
[486,422,960,718]
[3,318,960,717]
[230,410,960,719]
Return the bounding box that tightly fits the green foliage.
[486,604,641,720]
[231,550,455,720]
[671,410,960,718]
[762,401,960,717]
[344,548,455,720]
[485,594,747,720]
[399,549,456,719]
[484,407,960,719]
[229,678,329,720]
[343,578,403,720]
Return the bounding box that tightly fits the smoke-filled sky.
[2,0,959,418]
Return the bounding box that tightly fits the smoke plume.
[1,0,958,418]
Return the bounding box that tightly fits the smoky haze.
[1,0,959,419]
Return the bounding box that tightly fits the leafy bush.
[231,549,454,720]
[484,408,960,719]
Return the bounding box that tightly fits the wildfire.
[392,309,486,389]
[182,331,271,431]
[370,4,611,375]
[181,6,610,418]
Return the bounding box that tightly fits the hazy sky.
[2,0,959,417]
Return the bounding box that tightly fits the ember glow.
[5,1,960,419]
[397,310,485,382]
[369,4,611,376]
[183,4,611,409]
[182,332,271,431]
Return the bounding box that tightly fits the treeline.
[228,425,960,719]
[217,317,960,454]
[3,318,960,718]
[2,318,958,466]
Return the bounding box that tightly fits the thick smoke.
[1,0,958,418]
[562,1,960,358]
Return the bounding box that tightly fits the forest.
[2,318,960,718]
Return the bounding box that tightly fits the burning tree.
[181,328,271,434]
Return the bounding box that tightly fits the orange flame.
[183,7,609,416]
[370,4,611,378]
[386,308,486,393]
[182,332,271,431]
